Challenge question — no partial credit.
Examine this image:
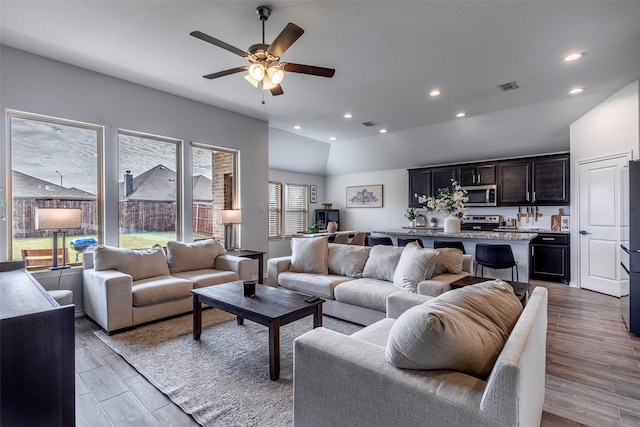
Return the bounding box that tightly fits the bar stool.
[367,236,393,246]
[474,244,518,281]
[433,240,466,254]
[397,238,424,247]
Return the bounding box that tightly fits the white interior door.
[578,155,628,296]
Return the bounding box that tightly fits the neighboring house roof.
[119,165,212,202]
[12,170,96,200]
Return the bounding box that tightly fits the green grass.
[12,232,214,262]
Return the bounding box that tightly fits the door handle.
[579,230,591,235]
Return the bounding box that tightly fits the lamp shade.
[221,209,242,224]
[35,208,82,230]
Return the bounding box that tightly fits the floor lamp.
[35,207,83,269]
[221,209,242,251]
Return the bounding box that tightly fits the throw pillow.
[166,239,226,274]
[328,243,371,278]
[385,280,523,378]
[93,244,170,281]
[392,242,438,292]
[362,245,405,282]
[289,237,329,274]
[431,247,464,276]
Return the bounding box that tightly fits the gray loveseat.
[294,284,548,427]
[268,238,472,325]
[83,239,252,333]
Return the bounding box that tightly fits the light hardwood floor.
[75,281,640,426]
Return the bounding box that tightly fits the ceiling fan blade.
[203,66,249,80]
[282,62,335,78]
[190,31,248,57]
[267,23,304,58]
[270,85,284,96]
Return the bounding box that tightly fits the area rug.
[94,309,362,426]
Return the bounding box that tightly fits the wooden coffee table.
[191,281,324,381]
[450,276,532,306]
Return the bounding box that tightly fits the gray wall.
[0,46,269,312]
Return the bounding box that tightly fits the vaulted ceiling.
[2,1,639,175]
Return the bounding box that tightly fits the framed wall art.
[346,184,383,208]
[309,185,317,203]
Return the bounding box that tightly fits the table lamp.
[221,209,242,250]
[35,207,82,269]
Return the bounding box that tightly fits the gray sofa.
[293,284,548,427]
[83,240,252,333]
[268,239,472,325]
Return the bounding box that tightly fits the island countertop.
[373,229,538,241]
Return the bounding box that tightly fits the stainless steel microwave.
[460,185,497,207]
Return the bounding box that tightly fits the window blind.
[268,182,282,238]
[285,184,308,237]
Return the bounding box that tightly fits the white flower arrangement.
[418,180,468,218]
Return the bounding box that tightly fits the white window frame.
[268,181,282,238]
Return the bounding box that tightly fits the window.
[118,130,181,248]
[268,182,282,238]
[192,143,238,247]
[284,184,308,237]
[8,111,102,266]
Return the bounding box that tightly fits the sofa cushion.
[278,272,353,299]
[131,275,193,307]
[328,243,371,278]
[431,248,464,275]
[350,317,396,347]
[166,239,226,274]
[289,237,329,274]
[362,245,404,282]
[392,242,438,292]
[385,280,523,378]
[172,269,239,289]
[93,244,170,281]
[333,278,399,312]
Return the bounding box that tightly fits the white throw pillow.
[430,248,464,275]
[93,244,170,281]
[362,245,404,282]
[385,280,523,378]
[289,237,329,274]
[328,243,371,277]
[392,242,438,292]
[166,239,226,274]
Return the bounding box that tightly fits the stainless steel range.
[461,215,502,231]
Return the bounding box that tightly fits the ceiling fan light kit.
[190,5,335,97]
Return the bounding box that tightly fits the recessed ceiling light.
[430,89,441,97]
[379,128,388,134]
[564,52,584,62]
[293,125,301,130]
[343,113,353,119]
[329,136,337,141]
[456,112,466,118]
[569,87,585,95]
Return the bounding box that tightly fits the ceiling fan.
[190,5,335,96]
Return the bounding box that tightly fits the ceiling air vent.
[362,121,378,127]
[498,81,519,91]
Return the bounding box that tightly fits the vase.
[327,221,338,233]
[444,215,461,234]
[408,220,416,228]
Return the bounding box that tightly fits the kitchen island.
[373,228,537,282]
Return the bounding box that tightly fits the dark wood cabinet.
[498,155,569,206]
[530,233,570,283]
[408,168,432,208]
[314,209,339,230]
[532,155,570,205]
[432,166,458,194]
[0,261,75,426]
[498,160,532,205]
[459,164,496,186]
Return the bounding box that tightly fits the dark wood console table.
[227,249,266,284]
[0,261,75,426]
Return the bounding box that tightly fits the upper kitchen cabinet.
[408,168,432,208]
[532,155,570,205]
[432,166,458,194]
[458,163,496,186]
[498,154,569,206]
